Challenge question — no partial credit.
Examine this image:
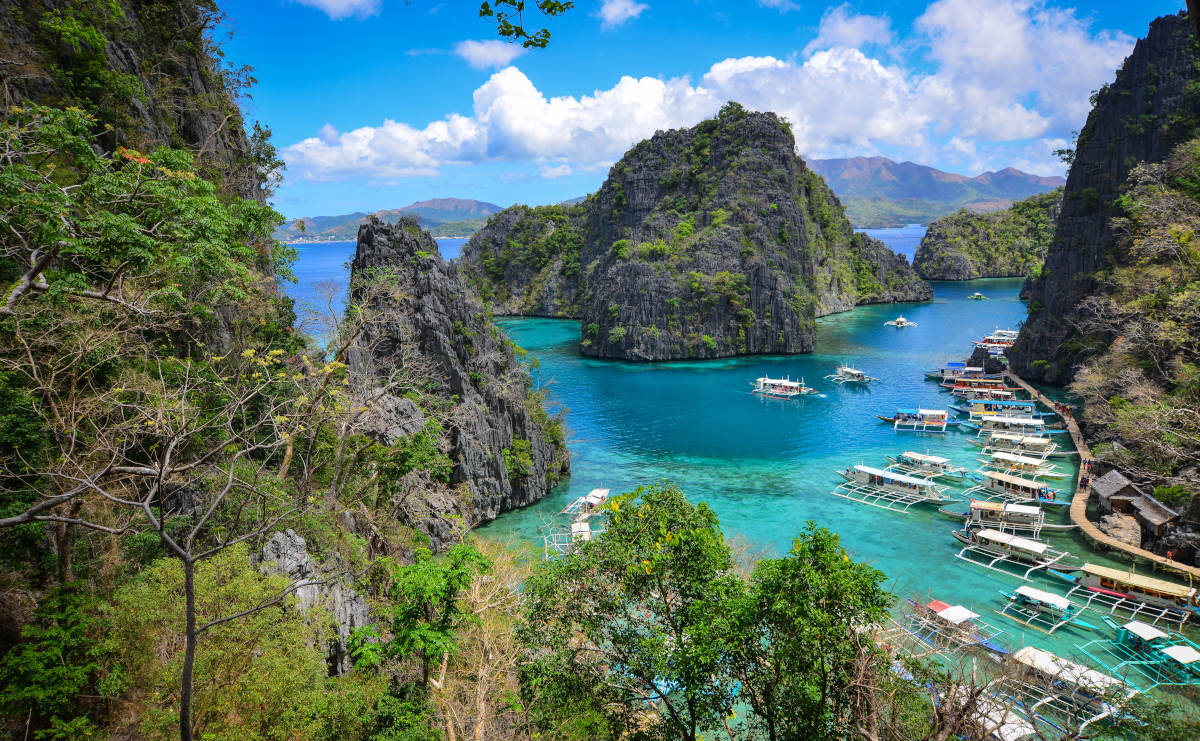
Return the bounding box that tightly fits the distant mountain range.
[275,198,503,242]
[808,157,1065,228]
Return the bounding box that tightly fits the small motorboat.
[884,315,917,327]
[968,292,989,300]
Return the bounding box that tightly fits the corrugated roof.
[1091,469,1138,499]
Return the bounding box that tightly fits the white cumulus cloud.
[454,40,528,70]
[291,0,380,20]
[803,4,895,56]
[282,0,1135,183]
[597,0,649,29]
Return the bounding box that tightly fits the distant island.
[809,156,1064,228]
[275,198,502,242]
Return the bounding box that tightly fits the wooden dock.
[1004,371,1200,582]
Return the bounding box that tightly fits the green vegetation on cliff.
[462,103,930,360]
[1068,140,1200,501]
[913,188,1062,280]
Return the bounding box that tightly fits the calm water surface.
[481,279,1147,663]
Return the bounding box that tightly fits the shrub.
[611,239,631,259]
[503,439,533,480]
[608,326,627,343]
[701,334,718,351]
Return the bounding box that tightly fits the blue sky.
[219,0,1186,218]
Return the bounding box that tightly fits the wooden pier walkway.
[1004,371,1200,581]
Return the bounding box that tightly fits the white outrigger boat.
[998,585,1099,633]
[903,598,1009,655]
[979,451,1064,480]
[750,376,817,399]
[974,328,1020,348]
[942,376,1020,396]
[884,315,917,327]
[924,361,990,382]
[832,464,957,513]
[952,398,1044,420]
[1048,563,1199,628]
[877,408,953,432]
[824,364,879,384]
[1005,646,1132,729]
[544,519,602,557]
[560,488,610,519]
[967,292,989,300]
[963,470,1069,507]
[968,432,1075,458]
[965,415,1066,437]
[1078,619,1200,690]
[885,451,968,481]
[952,528,1082,580]
[938,499,1076,537]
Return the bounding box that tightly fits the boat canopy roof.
[983,416,1045,427]
[1162,645,1200,665]
[585,488,610,505]
[1005,503,1043,517]
[965,391,1015,399]
[970,398,1032,406]
[756,377,806,388]
[570,521,591,535]
[992,451,1048,467]
[1011,646,1124,691]
[901,451,950,465]
[945,362,964,368]
[1015,585,1071,610]
[970,500,1005,512]
[933,604,979,624]
[1081,564,1196,599]
[977,528,1048,555]
[854,465,937,487]
[990,433,1053,446]
[983,471,1048,491]
[1124,621,1168,641]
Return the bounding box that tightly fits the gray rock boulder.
[1096,513,1142,548]
[260,529,371,675]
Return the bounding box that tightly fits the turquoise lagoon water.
[480,279,1150,664]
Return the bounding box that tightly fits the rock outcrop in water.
[462,105,930,361]
[1010,13,1200,383]
[349,217,570,548]
[913,189,1061,280]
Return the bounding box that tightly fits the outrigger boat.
[968,432,1075,458]
[903,598,1009,655]
[560,488,610,519]
[968,292,989,300]
[544,519,602,557]
[886,451,968,481]
[877,408,953,432]
[974,328,1020,348]
[952,399,1046,420]
[824,364,879,384]
[1049,563,1198,628]
[965,415,1066,436]
[952,528,1082,580]
[951,386,1018,402]
[941,376,1019,394]
[832,464,957,513]
[998,585,1099,633]
[979,451,1064,481]
[883,315,917,327]
[1006,646,1132,728]
[1078,619,1200,690]
[750,376,817,399]
[924,362,992,382]
[937,500,1074,537]
[963,470,1069,507]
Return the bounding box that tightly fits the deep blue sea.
[285,227,1149,663]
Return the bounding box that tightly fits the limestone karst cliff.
[462,105,930,361]
[349,217,570,547]
[913,188,1061,281]
[1010,13,1200,383]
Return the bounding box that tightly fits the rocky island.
[912,188,1061,280]
[461,104,930,361]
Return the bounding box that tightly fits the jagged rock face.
[260,529,371,676]
[913,189,1061,280]
[462,109,929,361]
[349,217,569,548]
[1010,13,1200,383]
[966,345,1007,375]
